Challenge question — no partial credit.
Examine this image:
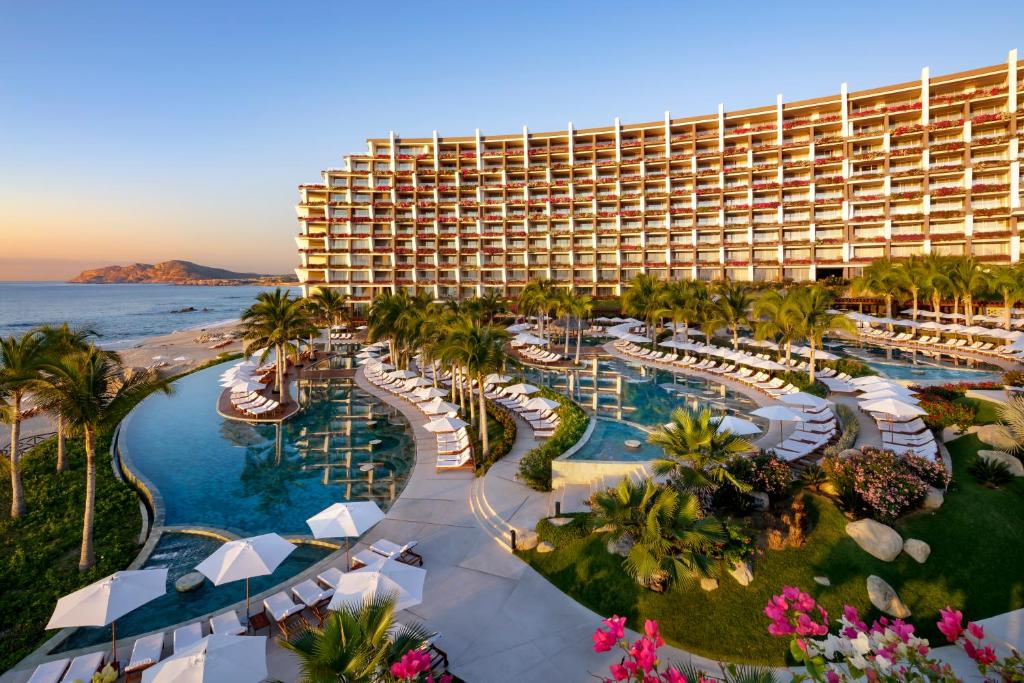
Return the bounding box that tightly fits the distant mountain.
[69,260,295,285]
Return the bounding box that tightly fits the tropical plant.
[797,464,828,492]
[660,279,709,343]
[898,255,931,322]
[647,407,753,501]
[307,288,350,353]
[34,324,100,472]
[281,593,432,683]
[851,258,908,326]
[446,319,509,456]
[590,477,727,588]
[0,331,49,517]
[567,290,593,363]
[517,279,556,342]
[946,256,989,326]
[752,288,803,366]
[791,285,855,383]
[708,279,753,350]
[239,288,316,393]
[33,347,171,569]
[996,395,1024,452]
[622,274,666,345]
[988,264,1024,331]
[918,253,953,323]
[968,456,1014,489]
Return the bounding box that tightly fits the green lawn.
[952,397,1003,425]
[520,434,1024,665]
[0,436,141,671]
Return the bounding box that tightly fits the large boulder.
[516,530,539,551]
[729,561,754,587]
[548,517,573,527]
[699,578,719,592]
[175,572,205,593]
[749,492,770,511]
[536,541,555,554]
[903,539,931,564]
[976,424,1018,451]
[978,450,1024,477]
[866,575,911,618]
[922,487,945,510]
[814,576,831,587]
[846,519,903,561]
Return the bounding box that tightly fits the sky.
[1,1,1022,280]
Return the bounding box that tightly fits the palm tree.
[555,289,574,355]
[448,320,509,456]
[308,289,350,354]
[851,258,908,327]
[917,254,952,324]
[647,407,753,500]
[0,331,48,517]
[281,593,432,683]
[35,324,99,472]
[752,288,802,366]
[662,280,708,343]
[240,288,317,393]
[590,477,727,588]
[475,289,505,324]
[622,274,665,346]
[708,280,752,350]
[518,279,555,341]
[568,291,593,364]
[34,347,171,569]
[898,256,930,322]
[990,264,1024,331]
[997,395,1024,453]
[792,285,856,383]
[946,256,989,326]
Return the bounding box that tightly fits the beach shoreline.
[1,320,244,449]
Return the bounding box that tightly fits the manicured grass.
[521,435,1024,665]
[0,436,141,671]
[952,396,1002,425]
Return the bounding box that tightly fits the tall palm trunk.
[56,417,66,472]
[964,295,973,326]
[1005,293,1014,331]
[884,295,894,331]
[575,328,583,364]
[932,291,942,323]
[786,341,793,367]
[9,394,25,518]
[731,325,739,351]
[449,363,458,403]
[910,289,919,322]
[477,372,489,456]
[467,368,476,424]
[808,340,817,384]
[431,361,439,388]
[79,427,96,570]
[564,325,570,355]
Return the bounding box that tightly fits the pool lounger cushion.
[173,622,204,653]
[210,610,246,636]
[125,631,165,675]
[59,652,105,683]
[26,658,70,683]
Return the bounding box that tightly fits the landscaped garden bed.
[520,434,1024,664]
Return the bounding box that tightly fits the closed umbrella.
[424,415,468,432]
[195,534,295,625]
[47,568,168,663]
[327,558,426,612]
[141,634,267,683]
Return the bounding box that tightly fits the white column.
[1012,236,1021,264]
[522,125,529,170]
[567,121,574,166]
[475,128,482,171]
[717,103,725,152]
[776,94,784,143]
[1008,49,1019,112]
[920,67,930,127]
[432,130,439,171]
[614,117,621,163]
[389,130,397,171]
[840,82,849,137]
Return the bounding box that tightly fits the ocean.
[0,282,297,348]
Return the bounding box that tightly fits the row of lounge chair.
[858,327,1023,361]
[230,388,281,417]
[28,540,434,683]
[485,386,560,437]
[516,344,564,364]
[768,405,840,462]
[363,362,473,471]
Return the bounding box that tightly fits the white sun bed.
[316,565,346,589]
[125,631,164,681]
[210,610,246,636]
[59,652,105,683]
[173,622,203,653]
[264,591,304,624]
[27,658,69,683]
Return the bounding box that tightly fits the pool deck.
[846,332,1024,372]
[215,366,300,423]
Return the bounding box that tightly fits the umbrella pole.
[111,620,117,670]
[245,577,250,628]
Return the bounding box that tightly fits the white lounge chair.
[59,652,105,683]
[125,632,164,682]
[210,610,246,636]
[263,592,306,638]
[173,622,203,653]
[26,658,69,683]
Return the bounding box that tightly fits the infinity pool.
[57,533,331,651]
[566,419,663,462]
[122,364,415,535]
[826,341,1002,383]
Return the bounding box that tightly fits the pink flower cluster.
[938,608,997,667]
[764,586,829,644]
[390,650,452,683]
[592,617,702,683]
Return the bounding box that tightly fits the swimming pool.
[56,532,331,651]
[526,354,764,461]
[826,340,1003,383]
[121,364,415,535]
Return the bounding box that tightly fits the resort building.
[296,50,1023,301]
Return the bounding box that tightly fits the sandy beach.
[1,320,243,450]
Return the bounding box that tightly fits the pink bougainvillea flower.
[609,663,629,681]
[967,622,985,641]
[603,615,627,639]
[963,640,998,666]
[825,670,841,683]
[937,608,965,643]
[661,668,687,683]
[592,627,618,653]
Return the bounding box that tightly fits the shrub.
[821,357,875,378]
[968,456,1014,488]
[797,464,828,491]
[517,386,589,491]
[751,454,792,497]
[902,451,952,488]
[777,371,828,397]
[711,457,757,514]
[821,447,931,522]
[919,396,975,431]
[1003,370,1024,387]
[822,404,859,457]
[472,400,517,476]
[535,513,593,547]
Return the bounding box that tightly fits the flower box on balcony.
[973,207,1009,217]
[892,234,925,242]
[973,160,1009,170]
[971,183,1010,193]
[752,182,780,191]
[929,119,964,131]
[972,112,1009,125]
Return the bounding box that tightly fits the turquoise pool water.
[122,364,415,535]
[567,419,662,462]
[525,354,763,462]
[827,341,1002,383]
[56,533,331,651]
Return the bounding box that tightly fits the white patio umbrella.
[141,634,267,683]
[357,357,380,366]
[414,386,448,400]
[327,558,426,612]
[711,415,761,436]
[307,501,385,569]
[484,373,512,384]
[618,333,652,343]
[228,378,266,393]
[504,383,539,396]
[779,392,830,409]
[859,398,927,419]
[848,375,889,386]
[858,388,919,403]
[513,333,548,346]
[195,533,296,624]
[387,370,417,380]
[751,406,809,422]
[47,568,168,663]
[424,415,468,432]
[404,377,431,388]
[506,323,532,333]
[524,396,560,412]
[423,398,460,414]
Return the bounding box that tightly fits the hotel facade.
[296,50,1023,302]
